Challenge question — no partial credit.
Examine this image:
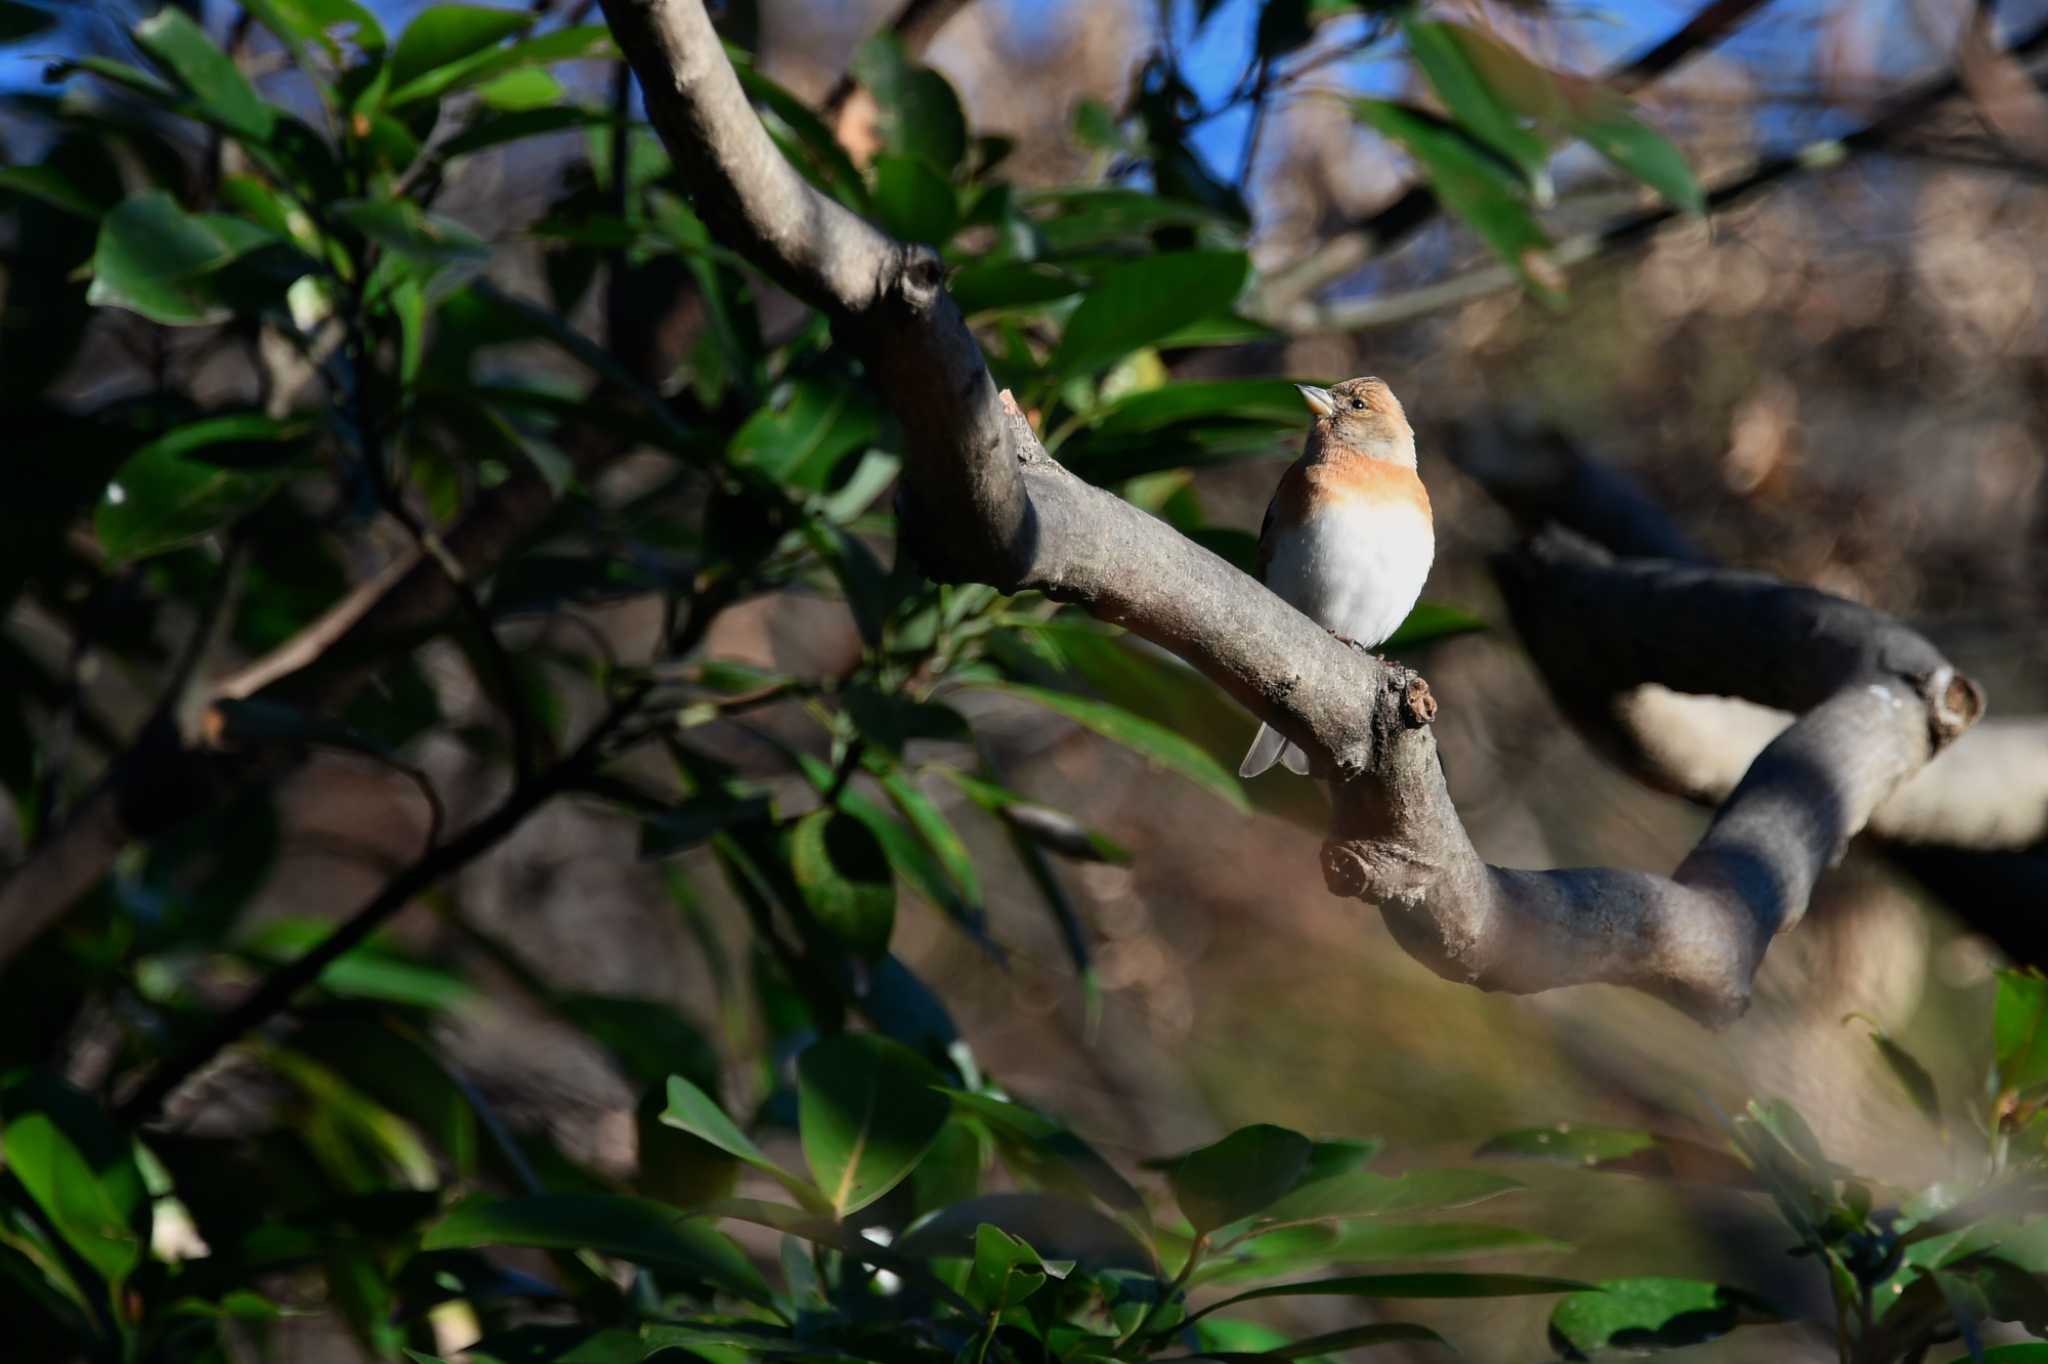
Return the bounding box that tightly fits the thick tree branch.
[604,0,1985,1025]
[1444,416,2048,857]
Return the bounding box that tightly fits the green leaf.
[388,23,614,108]
[1257,1169,1523,1228]
[387,4,532,99]
[1996,971,2048,1094]
[239,919,474,1010]
[871,155,959,246]
[795,1032,952,1217]
[1549,1277,1774,1357]
[940,1090,1145,1214]
[1402,18,1550,194]
[948,261,1085,316]
[1195,1222,1569,1287]
[1571,109,1703,215]
[728,376,882,490]
[790,809,897,960]
[1196,1272,1590,1324]
[973,682,1248,814]
[245,0,385,57]
[1947,1348,2048,1363]
[732,54,869,210]
[422,1195,771,1302]
[1169,1125,1312,1235]
[850,36,967,171]
[894,1192,1150,1272]
[660,1073,827,1209]
[0,1073,149,1288]
[1384,603,1488,650]
[969,1223,1056,1312]
[1191,1322,1447,1361]
[804,521,894,647]
[1353,101,1561,305]
[1049,251,1250,379]
[88,191,294,326]
[876,769,982,907]
[1093,379,1312,436]
[332,198,490,279]
[1027,187,1226,253]
[1848,1019,1941,1125]
[1476,1125,1657,1166]
[97,413,301,563]
[135,8,277,143]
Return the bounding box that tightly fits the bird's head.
[1297,377,1415,466]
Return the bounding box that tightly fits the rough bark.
[598,0,1988,1025]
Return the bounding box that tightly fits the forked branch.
[598,0,1984,1025]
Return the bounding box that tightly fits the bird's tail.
[1239,723,1311,778]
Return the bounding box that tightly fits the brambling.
[1239,377,1434,779]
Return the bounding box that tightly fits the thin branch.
[115,681,646,1127]
[601,0,1987,1027]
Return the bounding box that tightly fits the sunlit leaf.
[1572,109,1703,214]
[1049,251,1251,378]
[1549,1277,1776,1357]
[1402,18,1550,193]
[0,1073,148,1287]
[1353,100,1561,305]
[387,4,531,99]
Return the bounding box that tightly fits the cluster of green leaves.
[1482,970,2048,1363]
[0,0,1508,1358]
[1178,0,1704,301]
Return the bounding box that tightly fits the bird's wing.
[1254,455,1313,583]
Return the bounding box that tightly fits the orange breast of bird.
[1281,457,1432,524]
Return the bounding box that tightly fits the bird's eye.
[1350,397,1366,410]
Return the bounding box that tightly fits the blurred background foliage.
[1,0,2047,1359]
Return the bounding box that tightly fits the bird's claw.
[1325,628,1378,658]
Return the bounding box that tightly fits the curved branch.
[604,0,1986,1026]
[1444,414,2048,856]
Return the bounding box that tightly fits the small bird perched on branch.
[1240,377,1434,778]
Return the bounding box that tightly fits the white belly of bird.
[1265,500,1434,648]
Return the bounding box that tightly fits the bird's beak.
[1297,384,1335,418]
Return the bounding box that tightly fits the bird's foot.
[1325,628,1379,658]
